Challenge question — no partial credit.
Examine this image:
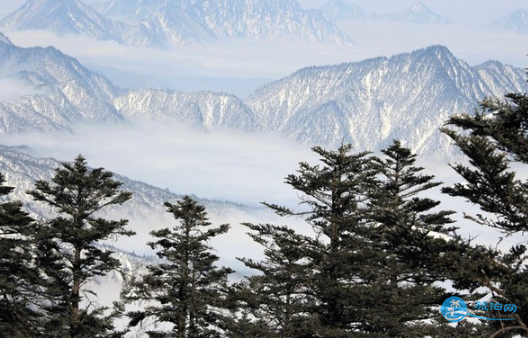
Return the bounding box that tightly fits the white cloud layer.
[0,121,317,207]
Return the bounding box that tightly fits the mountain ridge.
[0,40,526,158]
[321,1,451,25]
[1,0,353,46]
[493,9,528,34]
[0,0,132,42]
[245,45,528,154]
[0,38,123,132]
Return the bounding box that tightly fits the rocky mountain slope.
[1,37,527,157]
[115,89,262,131]
[0,0,131,42]
[1,0,352,46]
[0,33,123,132]
[244,45,527,154]
[321,1,450,25]
[384,2,451,25]
[493,9,528,34]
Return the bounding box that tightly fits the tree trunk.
[70,247,81,338]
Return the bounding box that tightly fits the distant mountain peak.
[423,44,453,55]
[410,2,430,13]
[321,0,450,24]
[392,2,450,24]
[493,9,528,34]
[389,2,451,24]
[96,0,354,45]
[0,0,128,42]
[320,0,373,21]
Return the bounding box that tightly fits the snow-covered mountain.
[0,37,263,133]
[115,89,262,131]
[383,2,451,25]
[493,9,528,34]
[0,39,526,157]
[125,7,216,46]
[94,0,353,44]
[0,0,130,42]
[0,0,352,49]
[0,0,352,46]
[245,45,527,155]
[320,0,378,21]
[321,1,450,25]
[193,0,351,43]
[0,34,123,133]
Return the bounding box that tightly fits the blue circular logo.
[440,297,467,322]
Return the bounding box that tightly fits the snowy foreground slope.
[0,34,526,157]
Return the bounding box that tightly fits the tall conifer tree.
[122,196,233,338]
[234,144,378,337]
[0,173,43,337]
[228,224,318,338]
[273,144,377,336]
[366,140,459,337]
[28,155,134,338]
[442,92,528,336]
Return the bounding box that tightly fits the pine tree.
[122,196,234,338]
[365,140,459,337]
[442,92,528,336]
[232,142,488,337]
[0,172,44,337]
[227,224,319,338]
[277,144,379,336]
[27,155,134,338]
[234,144,378,337]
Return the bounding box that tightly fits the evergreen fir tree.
[365,140,459,337]
[0,172,44,337]
[122,196,234,338]
[27,155,134,338]
[232,142,487,337]
[236,144,378,337]
[275,144,378,336]
[227,224,319,338]
[442,92,528,336]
